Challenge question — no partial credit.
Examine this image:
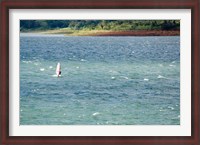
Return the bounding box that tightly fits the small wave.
[144,78,149,81]
[106,121,110,124]
[157,75,165,79]
[32,89,37,92]
[78,114,85,118]
[80,59,86,62]
[168,106,174,110]
[40,68,45,71]
[76,66,80,69]
[31,89,39,92]
[120,76,129,80]
[22,60,32,64]
[109,70,119,74]
[172,61,176,64]
[111,76,116,80]
[54,74,61,77]
[169,64,176,67]
[92,112,100,116]
[34,63,39,66]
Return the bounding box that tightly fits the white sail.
[56,62,61,77]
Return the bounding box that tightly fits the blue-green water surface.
[20,33,180,125]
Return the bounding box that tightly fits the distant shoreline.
[82,30,180,36]
[21,29,180,36]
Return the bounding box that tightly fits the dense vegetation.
[20,20,180,32]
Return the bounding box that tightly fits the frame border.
[1,0,199,145]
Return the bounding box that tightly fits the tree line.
[20,20,180,31]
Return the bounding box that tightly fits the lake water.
[20,33,180,125]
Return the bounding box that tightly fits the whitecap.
[168,106,174,110]
[111,76,116,80]
[80,59,86,62]
[76,66,80,69]
[32,89,36,92]
[169,64,176,67]
[52,74,57,77]
[92,112,100,116]
[109,70,119,74]
[106,121,110,124]
[144,78,149,81]
[120,76,129,80]
[157,75,165,79]
[40,68,45,71]
[49,66,53,69]
[172,61,176,64]
[22,60,29,64]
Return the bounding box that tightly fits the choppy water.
[20,33,180,125]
